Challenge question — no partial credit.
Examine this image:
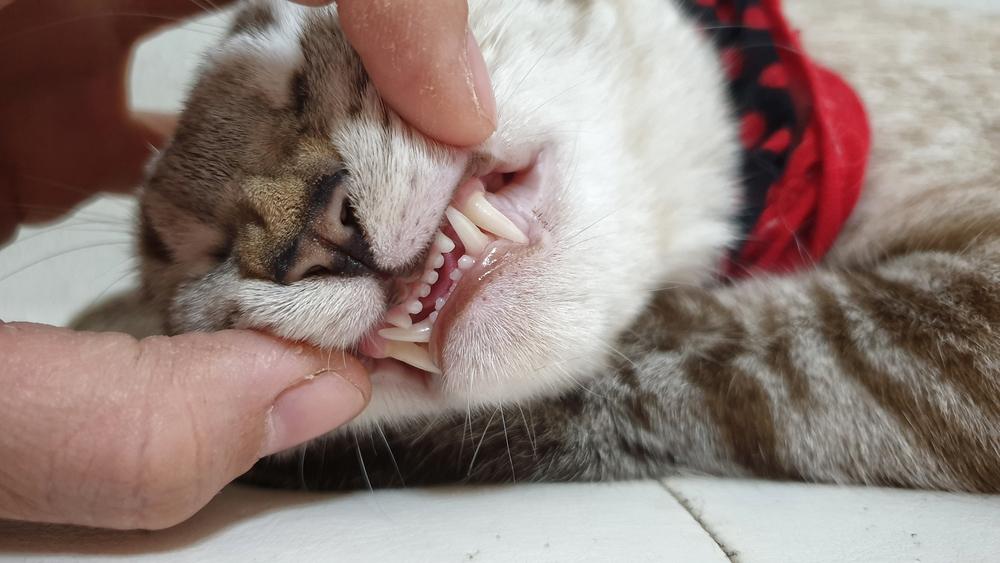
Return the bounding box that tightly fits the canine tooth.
[423,270,439,284]
[457,255,475,270]
[384,341,441,374]
[417,284,432,298]
[384,307,412,328]
[379,321,432,343]
[435,232,456,253]
[435,297,446,311]
[431,254,445,269]
[459,191,528,244]
[446,206,490,255]
[449,270,463,281]
[405,300,423,315]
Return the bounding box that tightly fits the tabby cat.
[121,0,1000,491]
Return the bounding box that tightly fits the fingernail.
[466,31,497,128]
[261,371,367,457]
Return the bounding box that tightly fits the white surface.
[2,2,999,562]
[665,477,1000,563]
[0,482,728,563]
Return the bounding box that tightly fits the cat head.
[138,0,738,425]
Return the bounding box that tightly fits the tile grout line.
[658,480,739,562]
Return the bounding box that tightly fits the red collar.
[682,0,872,278]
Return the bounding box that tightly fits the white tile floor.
[1,1,998,561]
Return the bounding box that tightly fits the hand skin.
[0,0,493,529]
[0,324,370,529]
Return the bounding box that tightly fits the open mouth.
[358,155,543,380]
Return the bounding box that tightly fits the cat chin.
[342,360,578,431]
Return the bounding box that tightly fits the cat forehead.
[209,1,364,112]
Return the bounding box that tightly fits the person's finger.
[0,323,369,530]
[336,0,496,147]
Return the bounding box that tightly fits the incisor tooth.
[435,232,456,253]
[379,321,432,343]
[459,191,528,244]
[405,300,422,315]
[446,206,490,255]
[384,341,441,374]
[384,307,412,328]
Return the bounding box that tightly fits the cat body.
[127,0,1000,491]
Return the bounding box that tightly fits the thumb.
[0,323,369,529]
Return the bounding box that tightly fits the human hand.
[0,323,370,529]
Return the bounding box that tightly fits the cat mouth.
[358,152,546,382]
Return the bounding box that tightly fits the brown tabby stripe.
[881,212,1000,259]
[679,307,793,478]
[815,279,1000,492]
[859,270,1000,419]
[760,300,811,404]
[138,213,171,264]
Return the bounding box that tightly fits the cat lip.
[363,150,548,377]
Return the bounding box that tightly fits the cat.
[111,0,1000,492]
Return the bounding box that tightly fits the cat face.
[138,0,739,425]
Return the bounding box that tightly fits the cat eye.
[302,264,333,279]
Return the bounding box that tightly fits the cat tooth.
[417,284,432,298]
[431,254,445,269]
[446,206,490,256]
[384,341,441,374]
[429,311,438,322]
[378,320,432,343]
[423,270,439,284]
[459,191,528,244]
[457,255,475,270]
[449,269,463,281]
[435,297,446,311]
[405,300,423,315]
[385,307,412,328]
[435,232,456,253]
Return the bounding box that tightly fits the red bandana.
[681,0,871,278]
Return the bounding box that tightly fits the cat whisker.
[297,440,308,491]
[353,433,374,494]
[80,258,140,313]
[0,241,132,285]
[499,406,517,482]
[0,12,226,45]
[4,224,132,249]
[467,406,500,478]
[515,404,537,456]
[375,421,406,487]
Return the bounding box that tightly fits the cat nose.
[281,173,379,283]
